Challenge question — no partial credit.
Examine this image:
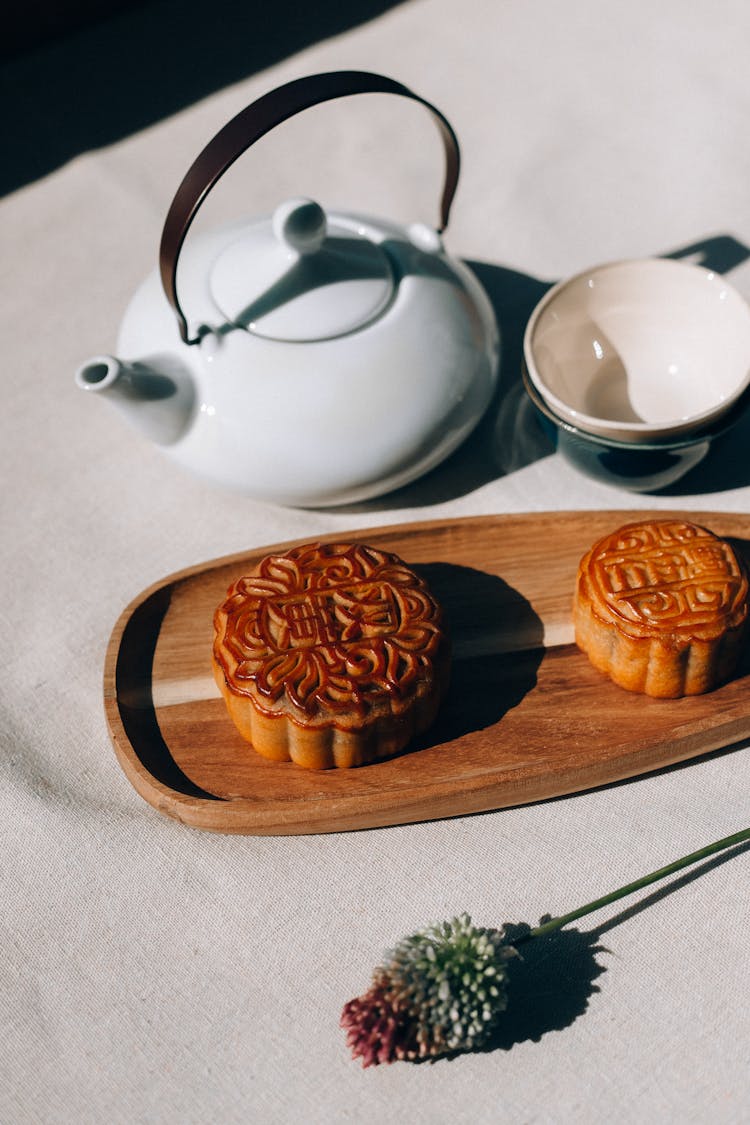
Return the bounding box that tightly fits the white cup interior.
[524,259,750,439]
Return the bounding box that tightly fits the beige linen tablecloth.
[3,1,750,1120]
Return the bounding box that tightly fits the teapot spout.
[75,354,195,445]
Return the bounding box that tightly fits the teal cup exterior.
[521,363,750,492]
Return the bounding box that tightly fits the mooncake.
[574,519,748,697]
[213,541,450,768]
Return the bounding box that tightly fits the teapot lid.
[209,198,395,342]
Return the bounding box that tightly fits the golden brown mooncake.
[212,541,450,769]
[574,519,749,698]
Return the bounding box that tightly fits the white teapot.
[75,71,499,506]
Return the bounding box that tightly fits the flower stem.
[526,827,750,941]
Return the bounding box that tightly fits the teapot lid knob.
[273,198,327,255]
[208,200,395,342]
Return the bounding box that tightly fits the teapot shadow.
[335,232,750,510]
[335,259,554,511]
[411,562,544,746]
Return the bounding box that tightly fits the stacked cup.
[522,258,750,490]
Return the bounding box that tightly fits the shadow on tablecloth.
[471,841,750,1056]
[336,233,750,511]
[1,0,406,195]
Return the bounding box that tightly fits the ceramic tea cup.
[523,258,750,443]
[521,360,750,492]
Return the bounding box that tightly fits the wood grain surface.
[103,510,750,834]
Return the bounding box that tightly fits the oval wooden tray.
[104,510,750,834]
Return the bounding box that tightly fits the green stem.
[526,827,750,941]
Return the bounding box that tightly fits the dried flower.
[342,827,750,1066]
[341,914,516,1065]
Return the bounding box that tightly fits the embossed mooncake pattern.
[213,542,450,768]
[574,520,749,697]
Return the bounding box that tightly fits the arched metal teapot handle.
[158,70,461,345]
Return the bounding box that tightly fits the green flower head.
[341,914,516,1066]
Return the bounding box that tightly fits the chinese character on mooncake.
[213,542,450,768]
[574,520,749,697]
